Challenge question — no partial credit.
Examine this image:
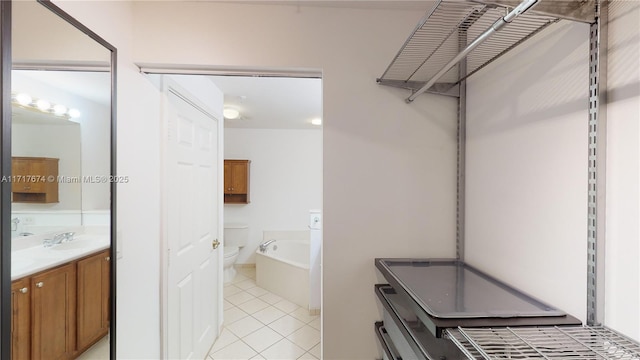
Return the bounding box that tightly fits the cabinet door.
[11,278,31,360]
[224,161,232,193]
[31,263,76,360]
[76,250,110,351]
[229,162,248,194]
[11,159,45,193]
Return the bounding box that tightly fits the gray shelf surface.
[376,258,567,319]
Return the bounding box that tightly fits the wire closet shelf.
[376,0,564,95]
[445,326,640,360]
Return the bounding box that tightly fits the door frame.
[139,64,324,358]
[158,75,225,359]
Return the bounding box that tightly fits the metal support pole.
[586,0,608,327]
[457,29,467,262]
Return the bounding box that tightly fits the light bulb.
[53,104,68,116]
[223,108,240,120]
[36,99,51,112]
[15,93,32,106]
[68,108,81,118]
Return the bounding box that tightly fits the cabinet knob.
[35,282,43,288]
[105,256,111,261]
[19,287,28,294]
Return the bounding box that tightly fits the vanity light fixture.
[11,91,79,120]
[311,118,322,126]
[223,107,240,120]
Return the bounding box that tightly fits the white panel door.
[164,82,220,360]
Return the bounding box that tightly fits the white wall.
[224,128,322,264]
[131,3,458,359]
[79,84,111,211]
[466,5,640,343]
[466,21,590,322]
[12,123,81,211]
[604,0,640,340]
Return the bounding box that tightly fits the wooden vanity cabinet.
[76,250,110,352]
[11,278,31,360]
[31,263,76,360]
[11,249,110,360]
[12,157,59,203]
[224,159,250,204]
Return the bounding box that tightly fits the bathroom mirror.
[2,0,117,359]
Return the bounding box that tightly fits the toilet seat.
[224,246,239,258]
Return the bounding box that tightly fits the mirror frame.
[0,1,117,358]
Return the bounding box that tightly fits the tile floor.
[208,267,321,360]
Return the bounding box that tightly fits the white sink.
[50,241,93,251]
[12,232,109,280]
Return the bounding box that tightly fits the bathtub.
[256,239,309,308]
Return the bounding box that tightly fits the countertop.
[12,229,110,281]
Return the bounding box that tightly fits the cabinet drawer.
[375,322,401,360]
[375,284,467,360]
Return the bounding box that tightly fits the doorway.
[211,74,323,360]
[139,66,323,360]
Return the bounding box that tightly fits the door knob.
[212,239,220,250]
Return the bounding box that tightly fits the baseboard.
[235,263,256,269]
[309,308,321,316]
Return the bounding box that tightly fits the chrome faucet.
[259,239,276,253]
[11,217,19,231]
[43,232,75,247]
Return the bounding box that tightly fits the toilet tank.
[223,223,249,247]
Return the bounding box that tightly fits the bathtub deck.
[208,267,321,360]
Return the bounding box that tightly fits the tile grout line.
[213,273,320,360]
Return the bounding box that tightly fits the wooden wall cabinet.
[12,157,59,203]
[11,250,110,360]
[224,159,250,204]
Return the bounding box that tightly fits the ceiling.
[207,75,322,129]
[214,1,432,11]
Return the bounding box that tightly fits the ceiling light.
[311,118,322,126]
[223,108,240,120]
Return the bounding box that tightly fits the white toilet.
[223,223,249,283]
